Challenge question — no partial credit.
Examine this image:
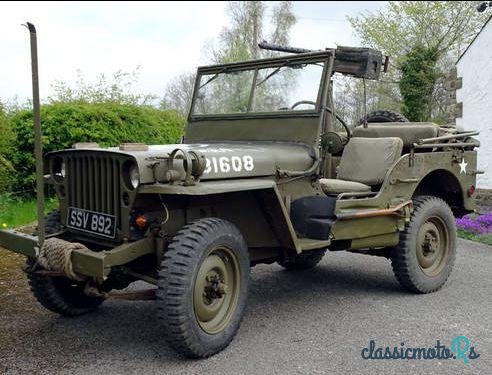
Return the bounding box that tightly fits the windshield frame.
[188,51,332,121]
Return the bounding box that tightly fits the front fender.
[139,178,304,252]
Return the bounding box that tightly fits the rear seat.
[352,122,439,151]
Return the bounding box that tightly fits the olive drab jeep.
[0,27,481,358]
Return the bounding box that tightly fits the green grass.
[0,194,58,229]
[457,229,492,246]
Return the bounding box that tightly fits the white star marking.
[459,158,467,174]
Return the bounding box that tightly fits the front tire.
[27,211,104,316]
[27,261,104,316]
[157,218,250,358]
[391,196,456,294]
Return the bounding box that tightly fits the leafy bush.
[0,104,14,192]
[8,102,185,193]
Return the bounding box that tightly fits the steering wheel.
[288,101,352,138]
[290,100,316,110]
[324,108,352,139]
[280,100,352,139]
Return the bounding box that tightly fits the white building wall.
[456,19,492,188]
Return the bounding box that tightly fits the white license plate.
[67,207,116,238]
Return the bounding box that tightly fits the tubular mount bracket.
[168,148,194,186]
[167,148,206,186]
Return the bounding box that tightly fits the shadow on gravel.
[250,260,404,298]
[2,256,408,370]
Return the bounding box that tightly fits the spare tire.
[357,110,409,125]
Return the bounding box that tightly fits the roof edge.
[457,14,492,63]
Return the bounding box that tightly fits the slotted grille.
[66,154,121,228]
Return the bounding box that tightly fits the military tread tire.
[391,196,456,294]
[358,109,409,125]
[157,218,250,358]
[27,211,104,316]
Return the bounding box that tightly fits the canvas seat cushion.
[319,179,371,195]
[337,137,403,186]
[352,122,439,148]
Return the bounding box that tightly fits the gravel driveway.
[1,239,490,374]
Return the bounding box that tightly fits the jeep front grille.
[66,154,121,226]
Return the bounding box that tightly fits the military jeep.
[0,32,481,358]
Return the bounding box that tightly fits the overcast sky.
[0,1,385,103]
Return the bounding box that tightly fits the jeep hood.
[130,142,316,183]
[49,142,316,184]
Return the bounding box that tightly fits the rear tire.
[357,110,409,125]
[27,211,104,316]
[278,249,326,270]
[390,196,456,294]
[157,218,250,358]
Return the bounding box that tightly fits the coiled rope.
[37,238,87,281]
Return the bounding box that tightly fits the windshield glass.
[192,61,325,116]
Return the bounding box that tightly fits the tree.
[212,1,266,63]
[348,2,487,66]
[160,72,196,116]
[347,1,488,122]
[162,1,297,114]
[268,1,297,49]
[212,1,296,62]
[399,46,439,121]
[50,68,156,105]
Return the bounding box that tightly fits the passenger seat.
[319,137,403,195]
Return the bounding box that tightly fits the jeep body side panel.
[335,150,476,211]
[330,150,477,244]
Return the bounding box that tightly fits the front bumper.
[0,230,38,257]
[0,229,154,282]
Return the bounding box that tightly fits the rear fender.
[335,150,477,212]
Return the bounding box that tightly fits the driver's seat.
[319,137,403,195]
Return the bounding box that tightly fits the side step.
[298,238,331,251]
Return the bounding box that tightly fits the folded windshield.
[192,61,325,116]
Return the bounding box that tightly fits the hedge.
[0,105,13,192]
[8,102,185,193]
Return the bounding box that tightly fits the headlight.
[60,161,66,178]
[52,157,65,182]
[129,164,140,189]
[123,160,140,190]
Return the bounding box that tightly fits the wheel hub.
[193,247,240,334]
[203,273,228,301]
[422,231,438,255]
[416,217,449,276]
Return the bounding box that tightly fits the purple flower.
[476,213,492,226]
[456,212,492,235]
